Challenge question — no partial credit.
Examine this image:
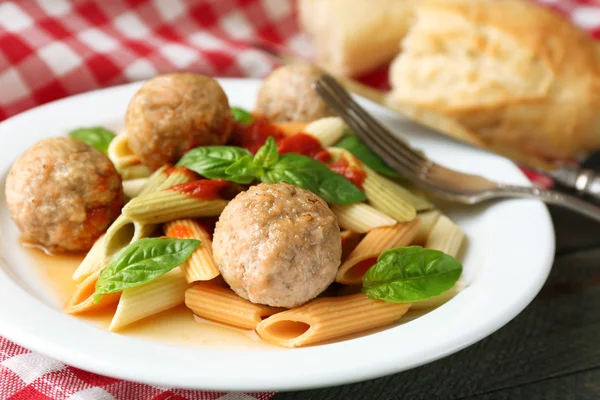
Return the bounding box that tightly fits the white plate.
[0,78,555,391]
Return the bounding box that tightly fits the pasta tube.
[123,177,149,199]
[362,166,417,222]
[72,234,106,283]
[331,203,396,233]
[425,215,465,258]
[164,219,220,282]
[123,190,228,224]
[412,210,441,245]
[107,133,138,169]
[304,117,346,146]
[109,268,189,331]
[119,164,152,180]
[411,279,467,310]
[256,293,411,348]
[340,230,362,262]
[66,269,120,314]
[108,134,152,180]
[102,166,194,261]
[185,282,282,330]
[271,122,308,136]
[337,219,420,285]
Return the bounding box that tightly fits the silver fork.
[313,74,600,223]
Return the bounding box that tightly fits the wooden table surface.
[273,204,600,400]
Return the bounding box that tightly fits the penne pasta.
[108,134,152,180]
[123,190,228,224]
[340,230,362,262]
[164,219,220,282]
[72,234,106,283]
[412,209,441,245]
[271,122,308,136]
[66,269,120,314]
[331,203,397,233]
[119,164,152,180]
[425,215,465,258]
[256,293,411,348]
[304,117,346,146]
[109,268,189,331]
[185,282,282,330]
[123,177,150,199]
[101,166,195,264]
[107,133,138,169]
[362,166,418,222]
[411,279,467,310]
[336,219,420,285]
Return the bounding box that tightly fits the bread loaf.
[298,0,416,77]
[387,0,600,161]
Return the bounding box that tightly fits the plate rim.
[0,78,556,391]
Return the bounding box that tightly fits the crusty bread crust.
[299,0,416,77]
[388,0,600,161]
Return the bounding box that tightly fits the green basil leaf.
[336,135,401,178]
[224,155,262,184]
[68,126,116,154]
[262,153,366,204]
[94,238,200,303]
[177,146,252,179]
[231,107,253,124]
[363,246,462,302]
[254,136,279,168]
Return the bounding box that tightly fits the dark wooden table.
[274,203,600,400]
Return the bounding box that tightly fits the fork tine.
[319,74,426,164]
[316,77,429,178]
[313,80,422,178]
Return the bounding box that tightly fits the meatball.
[213,183,341,308]
[255,63,335,122]
[125,73,233,170]
[5,137,124,252]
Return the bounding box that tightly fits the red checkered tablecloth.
[1,0,599,399]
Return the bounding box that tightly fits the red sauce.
[277,133,331,163]
[328,158,367,189]
[171,180,230,200]
[167,225,193,238]
[349,258,378,280]
[228,117,285,153]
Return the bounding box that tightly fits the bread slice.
[298,0,416,77]
[387,0,600,161]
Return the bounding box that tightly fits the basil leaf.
[94,238,200,303]
[177,146,252,179]
[231,107,253,124]
[68,126,116,154]
[336,135,401,178]
[224,155,262,184]
[254,136,279,168]
[363,246,462,302]
[262,153,366,204]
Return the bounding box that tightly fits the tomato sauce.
[171,180,230,200]
[328,158,367,189]
[228,118,366,190]
[349,258,378,280]
[277,133,331,163]
[228,117,285,153]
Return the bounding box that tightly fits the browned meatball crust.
[5,137,124,252]
[255,63,335,122]
[125,73,233,170]
[213,183,341,308]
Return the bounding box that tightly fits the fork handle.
[495,185,600,222]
